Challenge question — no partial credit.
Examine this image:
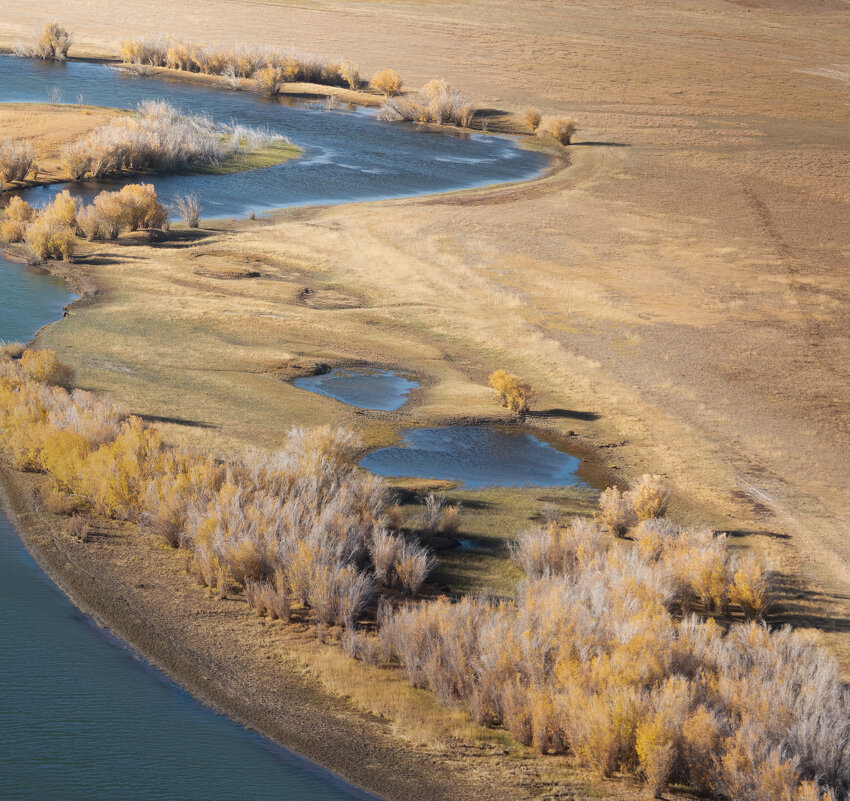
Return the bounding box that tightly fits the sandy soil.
[0,103,118,183]
[1,0,849,795]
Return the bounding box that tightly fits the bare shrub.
[524,107,542,132]
[395,539,434,595]
[370,529,403,587]
[0,139,37,189]
[379,79,474,127]
[75,204,102,241]
[92,191,128,239]
[15,23,72,61]
[729,553,774,619]
[488,369,534,419]
[175,194,201,228]
[512,517,603,579]
[245,572,290,620]
[630,474,671,520]
[370,69,403,96]
[596,485,636,537]
[538,116,577,145]
[255,65,283,95]
[59,101,287,182]
[418,492,445,535]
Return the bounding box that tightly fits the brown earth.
[0,103,118,183]
[1,0,850,797]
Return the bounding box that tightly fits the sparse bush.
[729,553,774,619]
[175,194,201,228]
[440,502,462,535]
[370,69,403,97]
[596,485,637,537]
[418,492,445,535]
[0,138,37,189]
[75,204,103,241]
[0,341,25,360]
[488,369,534,419]
[512,517,603,579]
[59,101,288,182]
[538,116,577,145]
[370,529,403,587]
[14,23,72,61]
[379,79,474,127]
[92,190,128,239]
[524,107,542,132]
[255,65,283,95]
[630,474,671,520]
[395,539,434,595]
[340,62,361,90]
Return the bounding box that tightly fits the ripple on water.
[359,426,587,488]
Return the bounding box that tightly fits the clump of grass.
[370,69,403,97]
[14,23,72,61]
[488,369,534,419]
[537,116,577,145]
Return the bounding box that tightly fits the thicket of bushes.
[1,185,169,259]
[376,481,849,800]
[2,346,846,798]
[13,23,72,61]
[0,351,435,630]
[60,100,287,182]
[378,79,475,128]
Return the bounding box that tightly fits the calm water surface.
[0,254,75,343]
[294,368,418,411]
[359,426,587,488]
[0,56,547,218]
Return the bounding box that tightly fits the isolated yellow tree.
[488,369,534,419]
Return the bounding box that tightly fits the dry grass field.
[1,0,849,796]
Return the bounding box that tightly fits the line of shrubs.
[0,186,169,260]
[0,350,436,630]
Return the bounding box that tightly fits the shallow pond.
[294,367,418,410]
[0,56,548,218]
[359,426,587,488]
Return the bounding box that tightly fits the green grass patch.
[196,142,301,175]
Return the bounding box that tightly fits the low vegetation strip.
[0,345,846,800]
[59,100,291,182]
